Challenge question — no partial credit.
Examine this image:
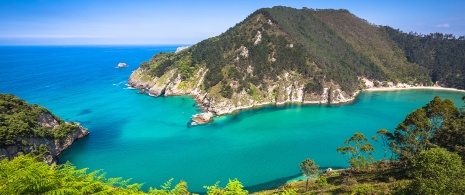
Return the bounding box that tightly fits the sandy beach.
[363,86,465,93]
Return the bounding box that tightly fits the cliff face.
[0,94,89,164]
[0,121,88,164]
[128,67,354,116]
[127,7,432,123]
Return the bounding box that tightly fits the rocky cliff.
[0,94,89,164]
[128,7,432,124]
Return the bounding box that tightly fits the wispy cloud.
[436,23,450,28]
[0,34,102,38]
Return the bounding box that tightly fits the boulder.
[190,112,213,126]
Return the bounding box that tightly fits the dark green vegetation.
[383,27,465,89]
[268,96,465,194]
[299,158,319,191]
[337,133,375,170]
[0,155,251,195]
[0,94,80,147]
[137,6,461,101]
[266,7,430,92]
[0,93,87,163]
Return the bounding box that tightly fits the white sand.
[364,86,465,92]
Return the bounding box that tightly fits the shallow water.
[1,46,464,192]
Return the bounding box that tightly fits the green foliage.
[434,114,465,161]
[299,158,319,191]
[409,148,465,195]
[148,178,190,195]
[134,7,443,98]
[383,27,465,89]
[304,80,323,94]
[220,84,233,99]
[390,96,459,163]
[311,9,430,84]
[299,158,320,178]
[315,176,328,187]
[204,179,248,195]
[337,133,376,170]
[0,155,192,195]
[0,94,78,148]
[351,185,374,194]
[371,129,392,159]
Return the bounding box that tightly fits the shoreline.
[131,84,465,125]
[209,85,465,117]
[363,86,465,93]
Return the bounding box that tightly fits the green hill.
[127,6,463,123]
[382,27,465,89]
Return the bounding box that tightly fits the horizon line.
[0,43,194,47]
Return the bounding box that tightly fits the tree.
[410,148,465,194]
[299,158,319,191]
[337,132,376,170]
[371,128,393,159]
[433,97,465,161]
[434,115,465,162]
[390,96,459,163]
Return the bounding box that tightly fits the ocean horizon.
[1,45,464,192]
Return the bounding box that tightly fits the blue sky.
[1,0,464,45]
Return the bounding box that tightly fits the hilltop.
[128,6,463,122]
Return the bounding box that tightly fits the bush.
[410,148,465,194]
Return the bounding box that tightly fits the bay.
[1,46,464,193]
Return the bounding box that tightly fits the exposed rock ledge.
[129,68,435,126]
[190,112,214,126]
[128,69,360,126]
[0,114,89,164]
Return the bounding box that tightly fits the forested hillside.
[128,6,439,118]
[383,27,465,89]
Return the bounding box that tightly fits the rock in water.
[116,62,127,68]
[190,112,214,126]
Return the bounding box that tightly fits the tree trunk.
[306,178,309,191]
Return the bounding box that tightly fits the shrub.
[410,148,465,194]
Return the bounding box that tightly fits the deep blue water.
[1,46,464,193]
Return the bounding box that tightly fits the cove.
[1,46,464,193]
[59,89,465,193]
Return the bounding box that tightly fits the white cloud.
[436,23,450,28]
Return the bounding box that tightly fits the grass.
[253,162,411,195]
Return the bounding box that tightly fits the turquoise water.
[1,46,464,192]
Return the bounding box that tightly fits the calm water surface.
[1,46,464,192]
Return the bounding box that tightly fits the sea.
[1,45,464,193]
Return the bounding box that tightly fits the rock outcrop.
[0,94,89,164]
[128,68,356,125]
[0,122,88,164]
[190,112,214,126]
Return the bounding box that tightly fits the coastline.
[363,86,465,93]
[195,85,465,123]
